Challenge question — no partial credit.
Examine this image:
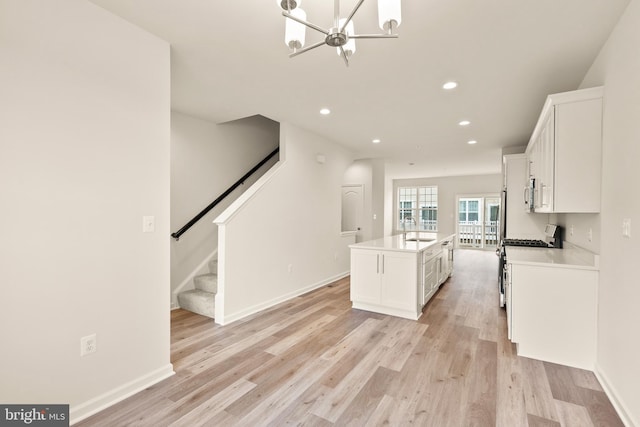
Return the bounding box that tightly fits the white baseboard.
[594,365,637,427]
[70,364,175,425]
[217,271,349,325]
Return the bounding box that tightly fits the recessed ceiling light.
[467,140,478,145]
[443,81,458,90]
[459,120,471,126]
[372,138,381,144]
[320,108,331,115]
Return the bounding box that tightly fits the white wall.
[214,123,354,324]
[170,113,279,301]
[391,174,503,237]
[574,1,640,424]
[0,0,172,423]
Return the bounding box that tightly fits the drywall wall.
[170,113,279,302]
[551,213,601,253]
[0,0,172,422]
[214,123,354,324]
[391,174,503,238]
[371,159,386,239]
[576,1,640,424]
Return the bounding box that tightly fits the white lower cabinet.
[507,262,597,370]
[420,248,442,308]
[350,249,419,320]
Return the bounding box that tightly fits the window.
[397,186,438,231]
[459,199,480,223]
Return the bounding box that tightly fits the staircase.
[177,258,217,318]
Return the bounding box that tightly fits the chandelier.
[278,0,402,66]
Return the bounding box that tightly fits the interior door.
[342,185,364,242]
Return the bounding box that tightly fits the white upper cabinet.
[526,87,603,213]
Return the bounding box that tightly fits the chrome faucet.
[402,217,417,241]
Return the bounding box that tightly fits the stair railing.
[171,146,280,241]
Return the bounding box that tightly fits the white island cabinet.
[350,233,455,320]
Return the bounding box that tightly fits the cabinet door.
[350,250,381,304]
[422,256,436,305]
[505,264,512,340]
[554,98,602,212]
[441,249,449,282]
[539,111,555,212]
[435,254,444,287]
[380,252,416,310]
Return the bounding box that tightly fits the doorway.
[456,195,500,249]
[341,185,364,242]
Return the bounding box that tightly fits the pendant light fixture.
[279,0,402,66]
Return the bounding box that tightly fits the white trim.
[216,271,350,325]
[171,248,218,307]
[351,302,422,321]
[594,366,636,427]
[70,364,175,425]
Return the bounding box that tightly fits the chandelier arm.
[339,46,350,67]
[288,40,327,58]
[282,11,329,35]
[350,34,399,39]
[340,0,366,33]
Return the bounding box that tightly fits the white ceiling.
[90,0,629,178]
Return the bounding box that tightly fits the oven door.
[497,245,506,307]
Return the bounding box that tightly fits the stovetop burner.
[502,238,551,248]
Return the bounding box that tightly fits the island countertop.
[349,232,456,253]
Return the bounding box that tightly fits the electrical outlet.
[587,228,593,242]
[569,225,574,237]
[81,334,97,356]
[287,264,293,274]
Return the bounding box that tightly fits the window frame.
[396,185,438,232]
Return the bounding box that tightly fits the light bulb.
[336,19,356,57]
[277,0,300,10]
[285,7,306,49]
[378,0,402,32]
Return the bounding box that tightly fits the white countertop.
[506,242,599,270]
[349,233,456,253]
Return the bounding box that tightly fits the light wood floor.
[77,249,623,426]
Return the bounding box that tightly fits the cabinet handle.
[376,254,379,274]
[381,254,385,274]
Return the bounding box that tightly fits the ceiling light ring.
[326,28,349,47]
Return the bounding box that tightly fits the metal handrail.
[171,147,280,241]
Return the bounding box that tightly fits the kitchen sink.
[404,238,435,242]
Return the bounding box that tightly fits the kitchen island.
[349,233,455,320]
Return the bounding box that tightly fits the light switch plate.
[622,218,631,238]
[143,216,155,233]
